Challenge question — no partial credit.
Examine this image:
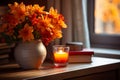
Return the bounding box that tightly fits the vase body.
[14,40,47,69]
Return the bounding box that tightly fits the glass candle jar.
[53,45,70,67]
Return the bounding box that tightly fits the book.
[66,42,83,51]
[68,49,94,63]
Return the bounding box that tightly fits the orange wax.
[54,50,68,63]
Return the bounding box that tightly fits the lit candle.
[53,45,70,67]
[54,50,68,63]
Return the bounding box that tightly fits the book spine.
[69,51,94,55]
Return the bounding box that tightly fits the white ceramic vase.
[14,40,47,69]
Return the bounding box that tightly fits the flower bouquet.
[0,2,68,69]
[0,2,67,45]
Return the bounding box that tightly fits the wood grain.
[0,57,120,80]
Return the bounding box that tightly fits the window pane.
[95,0,120,35]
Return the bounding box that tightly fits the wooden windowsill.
[0,57,120,80]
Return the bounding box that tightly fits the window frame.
[87,0,120,50]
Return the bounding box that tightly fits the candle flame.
[58,50,64,54]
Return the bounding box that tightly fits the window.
[87,0,120,50]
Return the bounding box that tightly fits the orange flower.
[0,24,14,36]
[49,7,59,18]
[8,2,26,22]
[0,24,7,33]
[3,14,19,26]
[32,4,45,14]
[0,2,67,45]
[5,24,15,36]
[18,23,34,42]
[58,15,67,28]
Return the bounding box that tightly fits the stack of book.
[68,49,94,63]
[0,43,14,65]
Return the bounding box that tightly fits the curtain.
[47,0,90,48]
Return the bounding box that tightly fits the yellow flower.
[49,7,59,18]
[32,4,45,13]
[18,23,34,42]
[53,29,62,38]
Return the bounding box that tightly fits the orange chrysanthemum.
[18,23,34,42]
[0,2,67,45]
[8,2,26,23]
